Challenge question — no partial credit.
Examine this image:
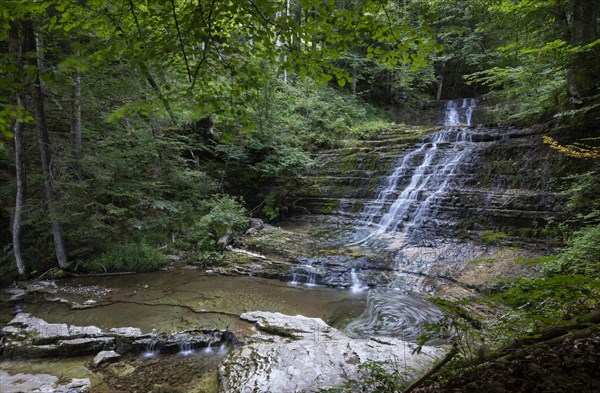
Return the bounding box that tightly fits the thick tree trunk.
[9,23,27,278]
[32,29,69,269]
[567,0,599,105]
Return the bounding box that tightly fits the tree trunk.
[351,65,357,95]
[567,0,599,106]
[436,62,445,101]
[71,51,82,179]
[9,23,27,278]
[32,29,69,269]
[12,99,27,278]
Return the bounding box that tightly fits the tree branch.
[170,0,192,83]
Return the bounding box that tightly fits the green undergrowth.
[319,360,412,393]
[83,243,168,273]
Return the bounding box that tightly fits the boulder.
[219,311,443,393]
[94,350,121,366]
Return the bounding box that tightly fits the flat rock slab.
[0,370,90,393]
[219,311,443,393]
[1,313,235,359]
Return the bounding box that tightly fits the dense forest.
[1,0,599,391]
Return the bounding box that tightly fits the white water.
[350,268,368,293]
[349,98,478,247]
[178,341,195,356]
[345,291,443,339]
[203,342,214,355]
[142,339,161,358]
[290,259,319,287]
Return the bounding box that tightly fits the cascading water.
[340,99,483,340]
[203,342,213,355]
[290,258,319,287]
[350,268,368,293]
[142,339,161,358]
[178,340,194,356]
[349,98,478,248]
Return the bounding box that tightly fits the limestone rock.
[1,313,236,359]
[219,311,442,393]
[94,350,121,366]
[0,370,90,393]
[109,327,143,337]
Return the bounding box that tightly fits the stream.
[1,99,485,392]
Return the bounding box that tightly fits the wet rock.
[1,313,237,359]
[0,370,90,393]
[94,350,121,365]
[1,313,129,358]
[1,287,26,302]
[109,327,143,337]
[220,311,442,393]
[244,218,265,236]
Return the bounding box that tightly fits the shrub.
[92,243,167,272]
[194,195,249,251]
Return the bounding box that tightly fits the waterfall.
[142,339,161,358]
[290,258,319,286]
[203,342,214,355]
[178,340,194,356]
[349,99,477,247]
[445,98,477,126]
[350,268,367,293]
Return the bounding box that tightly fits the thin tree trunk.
[12,98,26,278]
[436,62,445,101]
[32,28,69,269]
[351,65,357,95]
[71,51,82,179]
[9,23,27,278]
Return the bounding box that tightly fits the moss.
[480,230,508,244]
[257,322,301,339]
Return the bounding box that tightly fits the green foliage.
[490,274,599,334]
[546,225,600,275]
[319,360,409,393]
[562,171,600,226]
[480,230,507,245]
[261,80,393,149]
[87,243,167,272]
[262,191,288,222]
[193,195,248,251]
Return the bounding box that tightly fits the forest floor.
[415,330,600,392]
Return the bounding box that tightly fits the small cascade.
[142,339,161,358]
[178,340,194,356]
[203,342,214,355]
[444,98,477,126]
[350,268,367,293]
[218,343,228,356]
[350,98,479,247]
[289,259,320,286]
